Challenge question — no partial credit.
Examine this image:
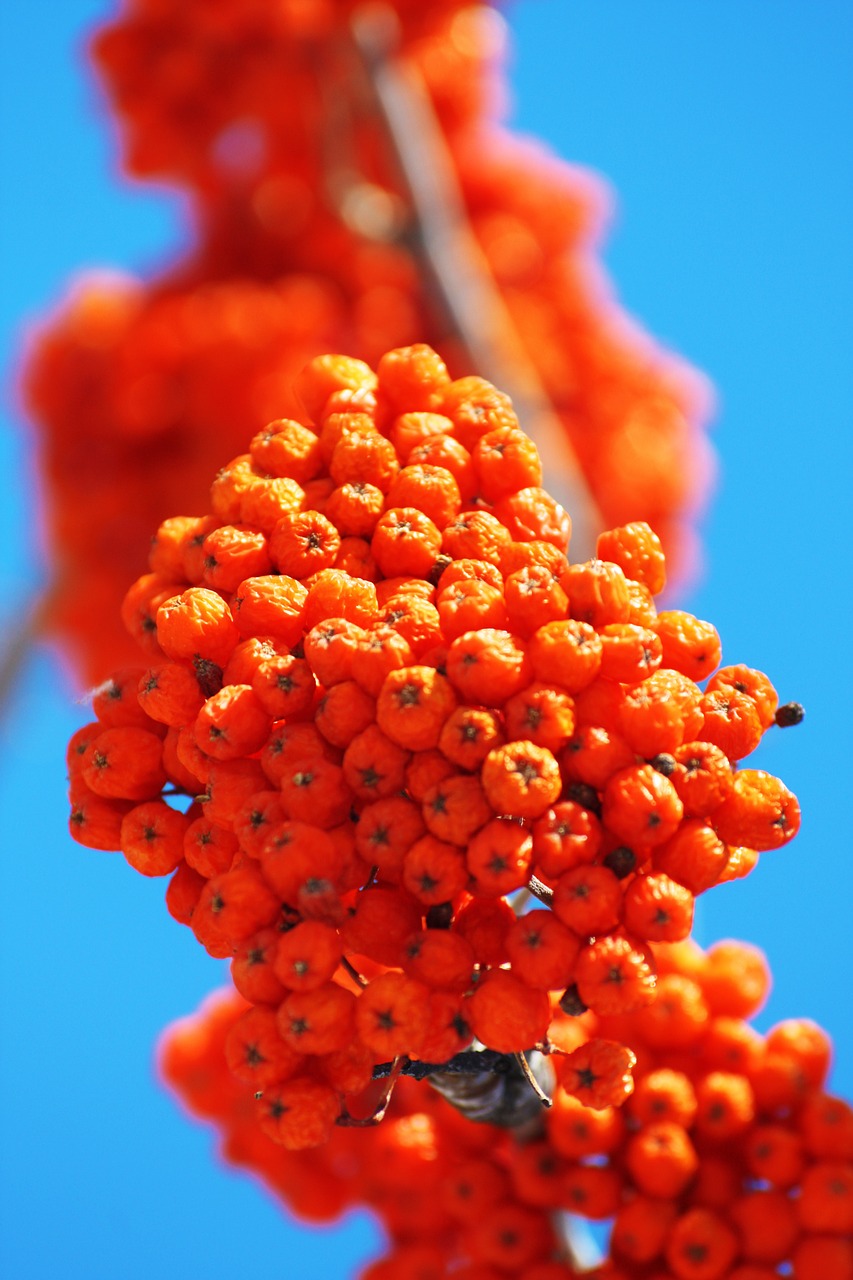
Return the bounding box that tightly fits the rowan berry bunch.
[68,344,801,1151]
[23,2,711,686]
[161,935,852,1279]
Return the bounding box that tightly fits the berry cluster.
[161,938,852,1278]
[68,345,800,1148]
[24,1,711,686]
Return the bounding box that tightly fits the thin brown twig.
[0,593,48,720]
[348,4,604,559]
[513,1051,552,1108]
[526,875,554,906]
[340,955,369,989]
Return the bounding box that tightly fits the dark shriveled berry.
[603,846,637,879]
[565,782,602,817]
[650,753,677,776]
[775,702,805,728]
[558,984,589,1017]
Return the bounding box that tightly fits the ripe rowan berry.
[503,682,576,753]
[552,864,623,937]
[596,521,667,595]
[120,799,190,877]
[623,871,694,941]
[402,929,475,992]
[654,610,721,681]
[82,725,167,801]
[376,665,457,752]
[558,1038,637,1110]
[480,740,562,819]
[664,1207,738,1280]
[230,927,288,1007]
[467,967,551,1054]
[278,982,356,1055]
[602,763,684,850]
[445,628,531,704]
[626,1121,699,1198]
[257,1075,341,1151]
[528,618,602,694]
[574,932,656,1016]
[402,834,469,905]
[711,769,801,851]
[506,910,581,990]
[466,819,533,896]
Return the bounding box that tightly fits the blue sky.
[1,4,851,1277]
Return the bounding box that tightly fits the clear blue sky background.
[1,4,851,1278]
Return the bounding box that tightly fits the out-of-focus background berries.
[1,3,850,1277]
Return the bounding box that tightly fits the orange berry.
[531,801,602,878]
[376,665,457,752]
[563,559,630,627]
[745,1124,805,1189]
[731,1189,800,1263]
[694,1071,755,1140]
[559,1038,637,1110]
[654,610,722,681]
[466,818,533,896]
[294,353,377,421]
[467,968,551,1053]
[480,740,562,819]
[421,773,492,846]
[711,768,801,851]
[626,1122,699,1197]
[552,864,623,936]
[385,463,461,528]
[437,576,509,640]
[623,871,694,941]
[137,661,205,726]
[402,929,475,992]
[528,618,602,694]
[548,1090,626,1159]
[700,688,763,761]
[302,568,378,631]
[445,628,531,705]
[402,834,469,905]
[82,725,167,801]
[574,932,656,1016]
[670,741,733,816]
[231,575,307,644]
[665,1207,738,1280]
[273,922,341,992]
[611,1195,677,1265]
[798,1162,853,1235]
[596,521,667,595]
[371,506,442,579]
[355,971,432,1058]
[193,684,270,760]
[340,886,422,969]
[343,724,410,801]
[602,763,684,850]
[225,1004,302,1090]
[156,586,240,667]
[702,939,770,1018]
[438,705,505,771]
[257,1075,341,1151]
[652,819,729,894]
[249,418,322,484]
[706,664,778,731]
[506,910,581,990]
[277,982,356,1055]
[503,682,576,753]
[120,799,190,876]
[793,1236,853,1280]
[629,1068,697,1128]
